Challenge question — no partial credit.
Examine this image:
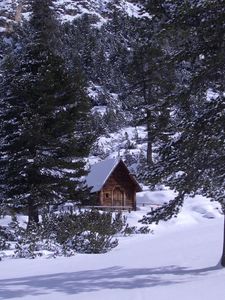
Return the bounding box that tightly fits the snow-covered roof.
[86,157,119,193]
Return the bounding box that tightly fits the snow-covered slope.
[0,202,224,300]
[0,0,150,33]
[55,0,150,25]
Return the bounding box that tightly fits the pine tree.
[0,0,93,226]
[141,0,225,266]
[126,1,178,166]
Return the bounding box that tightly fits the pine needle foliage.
[0,0,93,225]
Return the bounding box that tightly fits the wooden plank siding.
[99,160,137,210]
[86,158,141,211]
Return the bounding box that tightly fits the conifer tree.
[0,0,93,225]
[126,1,178,168]
[141,0,225,266]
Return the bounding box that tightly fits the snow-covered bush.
[74,210,126,236]
[0,205,6,219]
[0,209,152,259]
[14,222,42,258]
[8,217,26,241]
[65,231,118,254]
[0,225,10,251]
[0,236,10,251]
[42,210,124,254]
[0,225,14,241]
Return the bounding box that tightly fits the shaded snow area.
[1,193,225,299]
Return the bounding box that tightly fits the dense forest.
[0,0,225,264]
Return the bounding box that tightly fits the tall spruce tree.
[0,0,93,225]
[141,0,225,266]
[125,0,179,184]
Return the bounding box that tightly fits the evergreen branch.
[140,192,185,224]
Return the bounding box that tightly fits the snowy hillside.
[0,0,150,33]
[55,0,150,24]
[0,198,224,300]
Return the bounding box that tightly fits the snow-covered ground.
[0,193,225,300]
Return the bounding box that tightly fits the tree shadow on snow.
[0,264,222,299]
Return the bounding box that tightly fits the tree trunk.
[146,110,153,165]
[221,214,225,267]
[27,201,39,228]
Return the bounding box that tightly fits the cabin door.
[113,187,124,207]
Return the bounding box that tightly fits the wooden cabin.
[86,158,142,210]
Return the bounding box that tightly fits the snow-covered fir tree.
[140,0,225,266]
[0,0,93,225]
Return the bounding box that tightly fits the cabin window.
[105,193,109,198]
